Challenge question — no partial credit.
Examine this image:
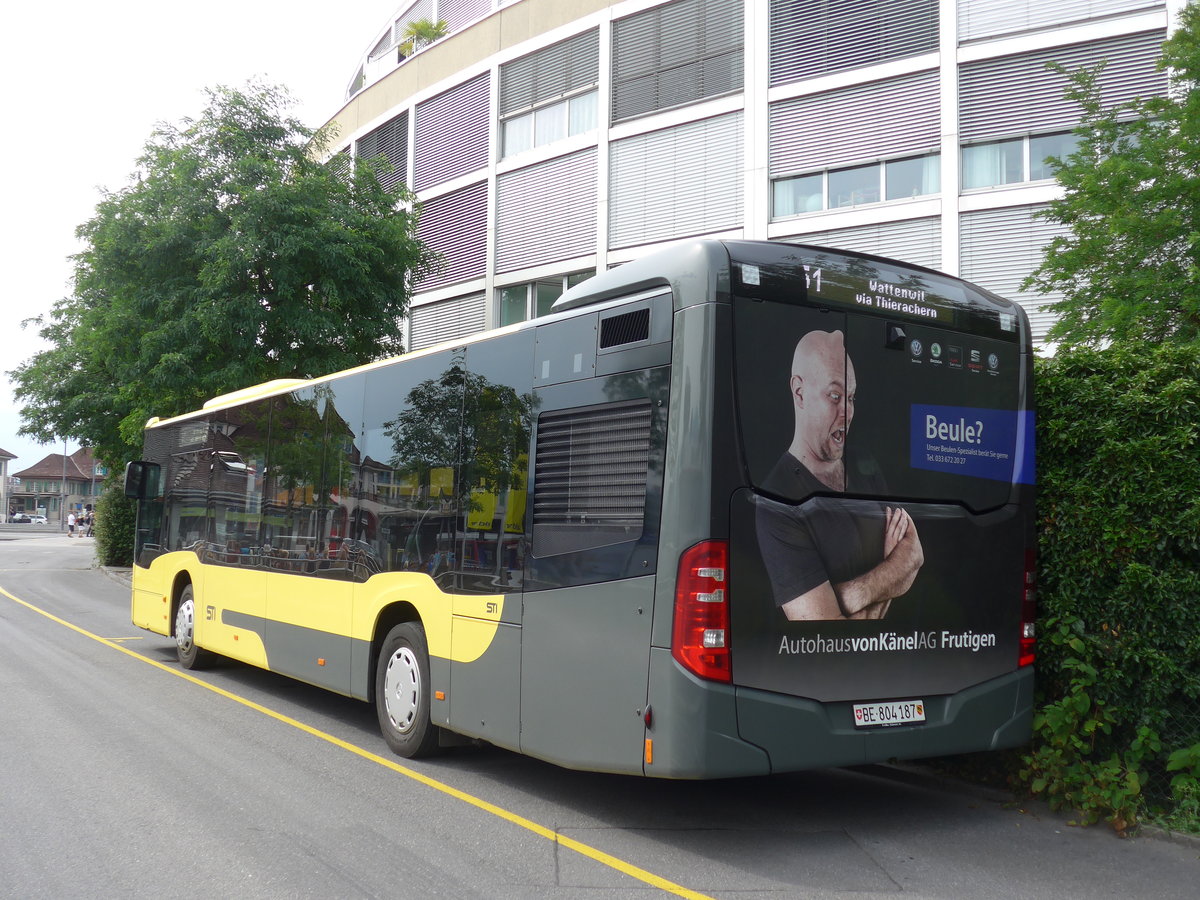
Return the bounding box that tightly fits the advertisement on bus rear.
[729,263,1034,703]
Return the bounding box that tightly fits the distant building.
[10,448,108,522]
[324,0,1177,347]
[0,447,15,521]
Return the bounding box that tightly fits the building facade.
[325,0,1178,348]
[10,448,107,522]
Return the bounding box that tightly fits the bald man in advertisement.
[756,329,924,621]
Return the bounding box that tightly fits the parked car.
[9,513,48,524]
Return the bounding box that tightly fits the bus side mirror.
[124,461,161,500]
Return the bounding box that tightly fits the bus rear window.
[733,296,1031,513]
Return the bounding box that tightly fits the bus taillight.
[672,540,731,683]
[1019,548,1036,668]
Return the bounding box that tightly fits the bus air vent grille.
[599,308,650,349]
[532,399,652,556]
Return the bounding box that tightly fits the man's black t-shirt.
[755,452,889,612]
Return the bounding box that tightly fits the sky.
[0,0,402,472]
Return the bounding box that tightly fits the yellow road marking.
[0,586,712,900]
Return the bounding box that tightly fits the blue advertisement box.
[911,404,1034,484]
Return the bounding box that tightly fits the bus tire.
[376,622,440,759]
[175,584,213,670]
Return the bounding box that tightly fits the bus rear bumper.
[643,651,1032,778]
[735,666,1035,773]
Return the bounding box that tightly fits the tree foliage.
[10,81,435,466]
[1021,342,1200,831]
[1025,3,1200,347]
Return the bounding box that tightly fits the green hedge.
[1023,341,1200,832]
[95,471,136,568]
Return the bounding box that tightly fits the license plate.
[853,699,926,728]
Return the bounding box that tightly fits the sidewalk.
[24,530,134,587]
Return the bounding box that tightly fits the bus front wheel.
[376,622,441,758]
[175,585,213,670]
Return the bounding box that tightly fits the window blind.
[415,181,489,290]
[770,0,938,87]
[496,148,598,273]
[609,112,744,250]
[770,71,939,176]
[611,0,744,123]
[413,72,491,191]
[960,30,1168,141]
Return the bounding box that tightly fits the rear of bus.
[664,240,1035,774]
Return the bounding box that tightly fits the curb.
[99,566,133,588]
[884,762,1200,847]
[1138,823,1200,850]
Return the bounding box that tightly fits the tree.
[398,19,449,58]
[10,81,435,466]
[1024,3,1200,347]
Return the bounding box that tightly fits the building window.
[773,173,824,217]
[886,154,942,200]
[499,28,600,161]
[772,154,940,219]
[829,164,881,208]
[569,91,598,134]
[961,131,1079,189]
[498,272,595,327]
[501,90,597,159]
[1029,132,1080,180]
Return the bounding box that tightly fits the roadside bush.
[1021,341,1200,833]
[95,472,136,568]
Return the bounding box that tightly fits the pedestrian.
[67,511,76,537]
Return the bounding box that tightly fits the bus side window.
[456,334,537,595]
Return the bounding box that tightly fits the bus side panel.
[132,555,179,636]
[450,618,521,752]
[131,551,272,670]
[195,562,268,666]
[264,574,353,694]
[349,573,513,726]
[519,576,655,774]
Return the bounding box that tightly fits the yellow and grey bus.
[125,239,1036,777]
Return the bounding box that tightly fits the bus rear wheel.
[376,622,440,758]
[175,585,213,670]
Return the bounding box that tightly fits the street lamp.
[61,439,67,532]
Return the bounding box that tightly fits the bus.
[124,239,1036,777]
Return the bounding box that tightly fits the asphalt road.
[0,530,1196,899]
